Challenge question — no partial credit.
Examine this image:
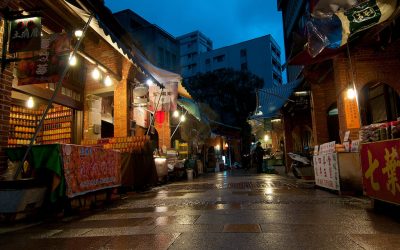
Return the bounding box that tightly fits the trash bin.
[186,169,194,181]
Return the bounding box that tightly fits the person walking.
[253,142,264,173]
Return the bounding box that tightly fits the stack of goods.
[103,136,150,153]
[360,121,400,143]
[335,144,346,152]
[39,106,72,144]
[82,136,151,153]
[8,106,39,147]
[8,104,73,147]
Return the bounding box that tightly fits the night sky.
[105,0,286,80]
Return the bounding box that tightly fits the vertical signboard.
[9,16,41,53]
[313,153,340,190]
[16,33,70,85]
[344,98,360,129]
[360,140,400,205]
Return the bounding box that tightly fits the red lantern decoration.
[155,111,165,123]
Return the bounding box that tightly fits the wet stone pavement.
[2,168,400,249]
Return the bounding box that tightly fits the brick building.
[278,0,400,172]
[0,0,179,170]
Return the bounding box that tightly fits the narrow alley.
[1,169,400,250]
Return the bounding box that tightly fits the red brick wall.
[81,34,134,138]
[114,61,130,137]
[0,20,12,170]
[310,68,337,145]
[333,40,400,141]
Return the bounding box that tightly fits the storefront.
[0,0,184,217]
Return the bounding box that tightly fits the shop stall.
[5,144,121,203]
[313,141,362,194]
[360,121,400,205]
[82,136,158,190]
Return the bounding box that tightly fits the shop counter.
[360,139,400,205]
[5,144,121,202]
[314,152,362,193]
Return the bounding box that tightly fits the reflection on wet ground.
[1,169,400,249]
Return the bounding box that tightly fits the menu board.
[313,153,340,191]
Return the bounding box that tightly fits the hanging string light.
[26,96,34,108]
[173,110,180,118]
[69,54,77,66]
[92,67,101,80]
[74,29,83,39]
[104,75,112,86]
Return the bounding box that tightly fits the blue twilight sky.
[105,0,286,80]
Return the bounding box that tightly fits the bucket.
[186,169,194,181]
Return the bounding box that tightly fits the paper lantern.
[155,111,165,123]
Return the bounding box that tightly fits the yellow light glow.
[92,68,100,80]
[173,110,180,118]
[69,55,77,66]
[74,29,83,38]
[146,79,154,86]
[104,75,112,86]
[264,187,274,195]
[216,144,221,151]
[180,115,186,122]
[264,134,269,142]
[347,87,356,99]
[26,97,34,109]
[224,143,228,148]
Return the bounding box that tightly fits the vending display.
[41,106,72,144]
[8,104,73,147]
[8,106,39,146]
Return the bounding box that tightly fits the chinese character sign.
[16,33,70,85]
[148,81,178,112]
[61,144,121,198]
[360,140,400,204]
[313,153,340,191]
[9,17,41,53]
[344,98,360,129]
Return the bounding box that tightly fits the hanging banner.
[9,16,42,53]
[148,81,178,112]
[61,144,121,198]
[336,0,397,46]
[360,140,400,205]
[133,107,149,128]
[344,98,360,129]
[16,33,70,85]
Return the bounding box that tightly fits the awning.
[250,78,303,120]
[64,1,181,87]
[177,97,201,121]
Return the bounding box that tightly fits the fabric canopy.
[177,97,201,121]
[250,78,303,120]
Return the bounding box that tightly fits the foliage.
[184,68,263,126]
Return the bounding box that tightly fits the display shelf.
[8,104,73,147]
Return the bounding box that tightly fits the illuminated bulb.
[216,145,221,151]
[264,134,269,142]
[347,87,356,99]
[173,110,180,118]
[146,79,153,86]
[26,97,34,108]
[224,143,228,148]
[69,55,77,66]
[180,115,186,122]
[104,75,112,86]
[92,67,100,80]
[74,29,83,38]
